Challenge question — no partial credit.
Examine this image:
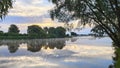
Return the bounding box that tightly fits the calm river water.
[0,36,114,68]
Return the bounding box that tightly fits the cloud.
[0,18,64,33]
[2,14,49,24]
[0,0,64,33]
[8,0,54,17]
[17,18,64,33]
[0,0,91,34]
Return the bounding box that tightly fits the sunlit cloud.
[0,0,91,34]
[63,44,113,60]
[0,0,65,33]
[0,18,64,33]
[0,37,113,68]
[0,56,58,68]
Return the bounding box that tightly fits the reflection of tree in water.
[0,41,3,46]
[109,47,120,68]
[7,43,19,53]
[27,39,66,52]
[27,40,46,52]
[70,38,78,42]
[56,40,65,49]
[0,40,21,53]
[0,39,70,53]
[45,39,66,49]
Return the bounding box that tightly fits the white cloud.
[0,0,91,34]
[0,0,65,33]
[0,18,64,33]
[8,0,54,16]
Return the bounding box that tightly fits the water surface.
[0,37,114,68]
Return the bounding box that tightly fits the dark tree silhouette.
[8,24,20,34]
[49,0,120,47]
[0,0,13,19]
[55,27,66,38]
[27,25,46,38]
[48,27,56,38]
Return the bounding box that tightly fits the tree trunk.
[113,36,120,48]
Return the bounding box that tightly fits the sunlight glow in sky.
[0,0,91,34]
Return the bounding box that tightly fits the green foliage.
[47,27,66,38]
[0,0,13,19]
[48,27,56,38]
[0,33,29,39]
[8,24,20,34]
[55,27,66,38]
[91,25,105,37]
[0,24,67,39]
[28,25,42,34]
[48,27,56,34]
[110,47,120,68]
[27,25,66,39]
[0,31,3,35]
[71,32,78,36]
[27,25,47,39]
[49,0,120,46]
[44,27,49,33]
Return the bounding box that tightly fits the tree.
[71,32,78,36]
[27,25,46,38]
[8,24,20,34]
[112,47,120,68]
[55,27,66,38]
[48,27,56,38]
[44,27,49,34]
[0,31,3,34]
[0,0,13,19]
[49,0,120,47]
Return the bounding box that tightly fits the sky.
[0,0,91,34]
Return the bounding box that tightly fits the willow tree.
[0,0,13,19]
[49,0,120,47]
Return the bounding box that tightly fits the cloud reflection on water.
[0,37,113,68]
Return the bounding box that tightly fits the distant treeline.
[0,24,67,39]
